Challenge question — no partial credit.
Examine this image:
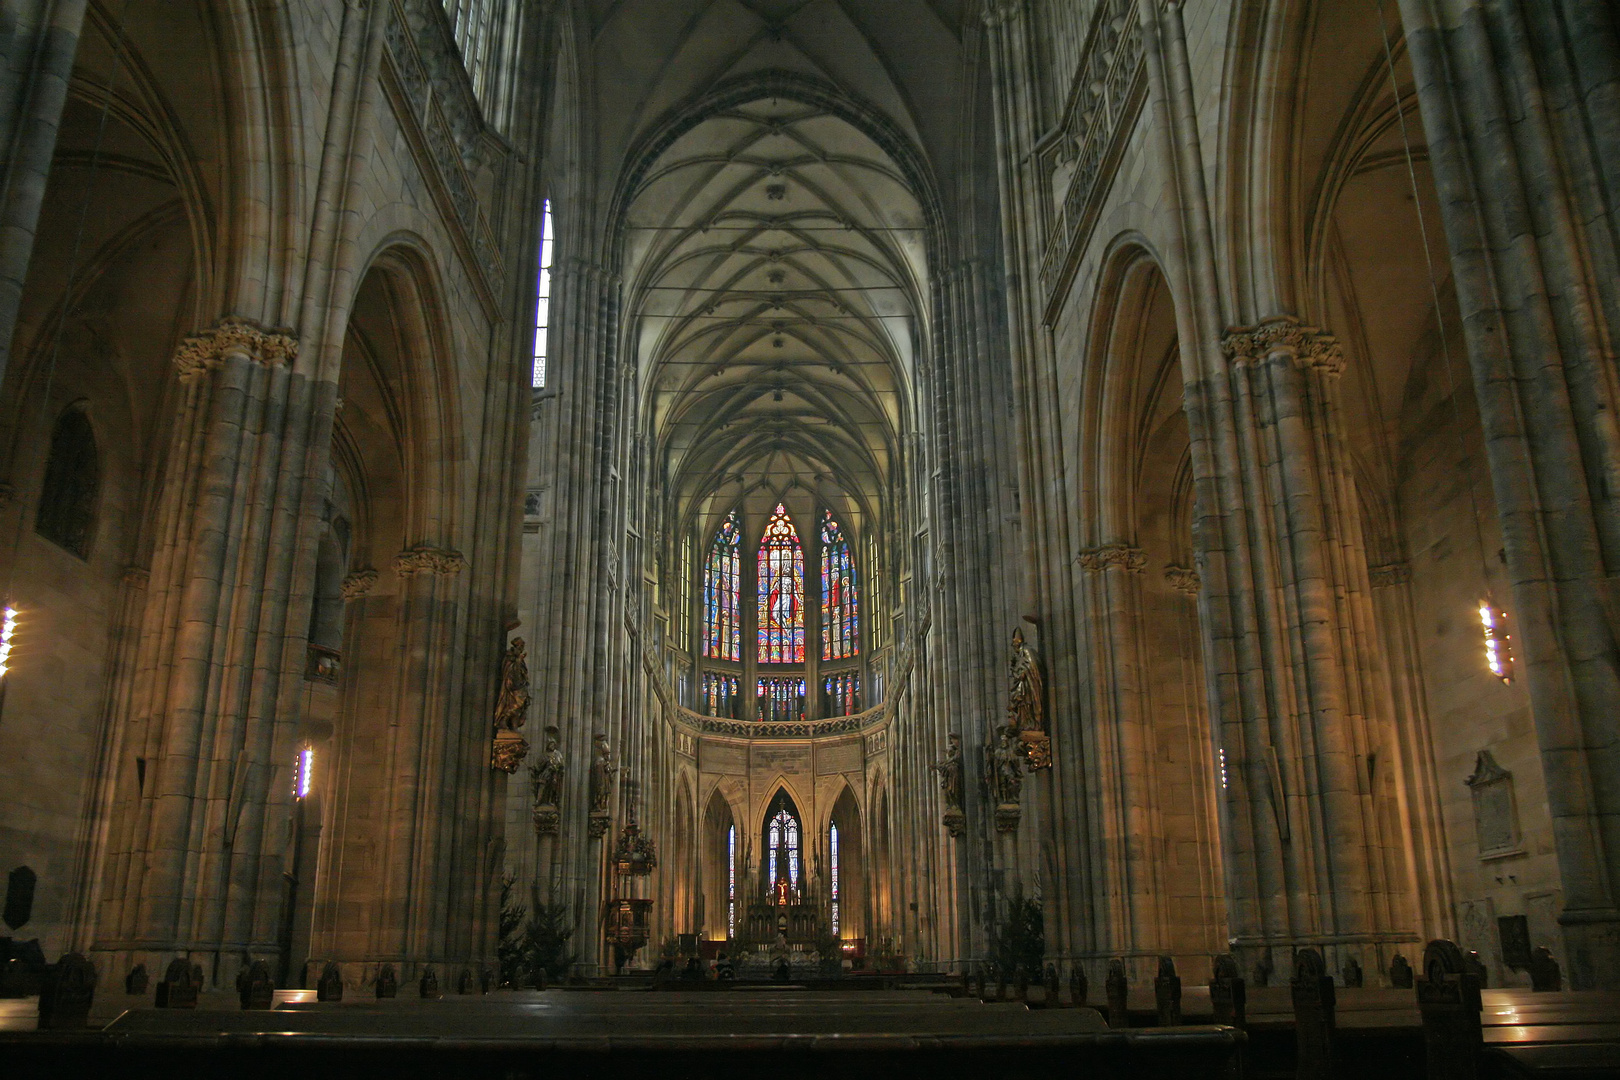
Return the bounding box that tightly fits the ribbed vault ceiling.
[628,95,927,542]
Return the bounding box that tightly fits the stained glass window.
[702,671,739,717]
[820,510,858,660]
[757,504,804,663]
[823,672,860,717]
[766,796,801,904]
[704,511,742,660]
[757,676,806,722]
[830,822,840,936]
[533,199,553,387]
[727,824,736,938]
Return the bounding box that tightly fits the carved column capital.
[1078,544,1147,572]
[1164,564,1201,594]
[392,547,467,577]
[340,569,378,599]
[173,316,299,382]
[1222,316,1343,374]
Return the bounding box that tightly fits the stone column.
[1075,544,1167,959]
[1208,317,1414,978]
[92,318,322,984]
[0,0,89,388]
[1399,0,1620,987]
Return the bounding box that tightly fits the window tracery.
[703,511,741,660]
[757,676,805,722]
[765,795,801,905]
[757,504,804,663]
[820,510,858,660]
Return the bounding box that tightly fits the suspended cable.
[1375,0,1507,670]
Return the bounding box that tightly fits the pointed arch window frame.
[757,503,805,664]
[703,510,742,661]
[819,509,859,660]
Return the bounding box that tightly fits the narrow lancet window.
[820,510,858,660]
[35,407,98,559]
[757,504,804,663]
[704,511,741,660]
[533,198,554,387]
[830,822,840,936]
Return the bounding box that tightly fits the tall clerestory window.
[829,822,841,936]
[757,504,804,663]
[533,198,554,388]
[703,511,742,661]
[820,510,858,660]
[727,824,737,938]
[440,0,521,127]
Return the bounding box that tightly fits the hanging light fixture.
[1479,598,1513,683]
[0,604,18,678]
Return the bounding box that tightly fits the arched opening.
[303,247,463,981]
[699,789,738,943]
[828,784,864,946]
[34,405,99,559]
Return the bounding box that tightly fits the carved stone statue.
[494,638,532,731]
[529,725,564,835]
[490,637,532,772]
[933,733,965,838]
[1008,627,1050,769]
[588,732,617,837]
[986,726,1024,832]
[934,733,964,809]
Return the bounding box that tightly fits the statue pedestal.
[942,808,965,838]
[533,804,559,835]
[491,730,529,773]
[589,810,611,838]
[995,803,1021,833]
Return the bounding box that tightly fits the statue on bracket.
[490,638,532,772]
[589,732,617,838]
[985,725,1024,832]
[530,725,563,835]
[1008,627,1050,769]
[933,733,965,838]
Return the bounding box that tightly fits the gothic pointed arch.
[756,503,805,665]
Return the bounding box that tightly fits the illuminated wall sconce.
[0,605,18,678]
[1479,599,1513,683]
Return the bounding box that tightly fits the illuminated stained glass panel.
[704,511,741,660]
[820,510,859,660]
[702,672,739,717]
[757,504,804,663]
[823,671,860,716]
[757,676,806,722]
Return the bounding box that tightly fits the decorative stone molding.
[381,0,502,295]
[1221,317,1344,375]
[490,730,529,774]
[1164,565,1201,594]
[173,316,298,382]
[121,565,150,589]
[1037,0,1147,320]
[340,569,378,600]
[392,547,467,577]
[1078,544,1146,572]
[1367,561,1412,589]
